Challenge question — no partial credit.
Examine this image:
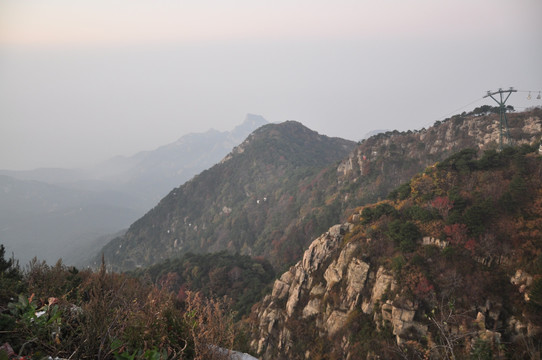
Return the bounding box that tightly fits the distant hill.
[0,168,89,184]
[0,175,139,265]
[0,114,268,266]
[98,121,357,270]
[1,113,269,210]
[86,113,269,207]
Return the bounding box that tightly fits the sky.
[1,0,541,170]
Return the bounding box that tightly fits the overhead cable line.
[420,96,485,129]
[437,97,485,121]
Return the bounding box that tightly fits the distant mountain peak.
[91,114,269,195]
[244,113,268,124]
[231,113,268,137]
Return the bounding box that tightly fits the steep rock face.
[251,221,541,359]
[251,222,416,358]
[252,224,348,357]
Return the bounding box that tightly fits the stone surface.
[345,258,370,308]
[362,266,395,314]
[271,278,290,300]
[326,310,348,336]
[302,298,321,318]
[250,194,542,360]
[422,236,448,248]
[324,241,360,291]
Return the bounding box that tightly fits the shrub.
[437,148,477,173]
[0,257,245,360]
[406,205,436,222]
[388,182,412,201]
[0,244,24,305]
[388,220,421,253]
[183,292,235,360]
[362,203,398,224]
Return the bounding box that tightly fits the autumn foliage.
[0,256,243,360]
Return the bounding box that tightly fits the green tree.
[388,220,421,252]
[0,244,23,304]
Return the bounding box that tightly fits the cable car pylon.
[484,87,517,150]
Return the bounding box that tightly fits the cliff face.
[252,222,403,358]
[253,225,541,359]
[251,145,542,359]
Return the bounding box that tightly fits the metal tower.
[484,87,517,150]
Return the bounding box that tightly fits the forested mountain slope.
[99,109,541,272]
[251,144,542,359]
[99,121,356,270]
[0,114,267,266]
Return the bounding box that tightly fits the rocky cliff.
[336,108,542,205]
[251,144,542,359]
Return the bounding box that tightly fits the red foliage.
[177,284,188,302]
[444,223,478,254]
[444,223,469,246]
[415,276,434,297]
[405,271,435,302]
[431,196,454,219]
[464,239,476,255]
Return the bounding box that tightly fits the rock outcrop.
[251,213,542,359]
[251,222,412,359]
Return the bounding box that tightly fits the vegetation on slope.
[255,143,542,359]
[3,139,542,359]
[98,109,542,274]
[131,251,275,319]
[0,252,250,360]
[337,107,542,206]
[99,121,356,271]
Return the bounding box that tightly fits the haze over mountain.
[1,107,541,359]
[0,114,267,265]
[1,1,541,358]
[2,2,540,173]
[84,113,269,206]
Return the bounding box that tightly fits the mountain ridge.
[98,108,542,271]
[97,121,357,270]
[0,114,268,265]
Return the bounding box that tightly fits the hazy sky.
[1,0,541,170]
